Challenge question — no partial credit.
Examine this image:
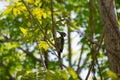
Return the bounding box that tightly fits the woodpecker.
[55,31,66,69]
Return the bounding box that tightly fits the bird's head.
[57,31,66,37]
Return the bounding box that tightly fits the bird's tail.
[58,51,63,69]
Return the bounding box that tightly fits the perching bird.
[55,31,66,69]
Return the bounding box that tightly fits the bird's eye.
[63,33,66,37]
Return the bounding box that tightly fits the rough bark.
[98,0,120,76]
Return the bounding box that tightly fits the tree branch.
[76,45,84,74]
[85,33,104,80]
[68,26,72,67]
[18,47,41,62]
[50,0,56,41]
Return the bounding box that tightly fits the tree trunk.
[98,0,120,76]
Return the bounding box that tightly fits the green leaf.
[26,0,34,4]
[46,70,55,80]
[39,41,48,51]
[61,70,69,80]
[43,13,47,19]
[106,70,118,80]
[1,6,13,16]
[67,67,78,80]
[7,42,18,49]
[13,8,21,16]
[19,27,28,35]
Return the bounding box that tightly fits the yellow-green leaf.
[13,8,21,16]
[2,6,13,16]
[7,42,18,49]
[47,11,51,15]
[35,1,42,7]
[5,0,8,2]
[39,41,48,51]
[43,13,47,19]
[19,27,28,35]
[61,70,68,80]
[26,0,34,4]
[16,1,23,6]
[118,20,120,26]
[107,70,117,79]
[67,67,78,80]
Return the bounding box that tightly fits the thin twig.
[77,44,84,74]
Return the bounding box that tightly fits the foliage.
[17,69,74,80]
[0,0,120,80]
